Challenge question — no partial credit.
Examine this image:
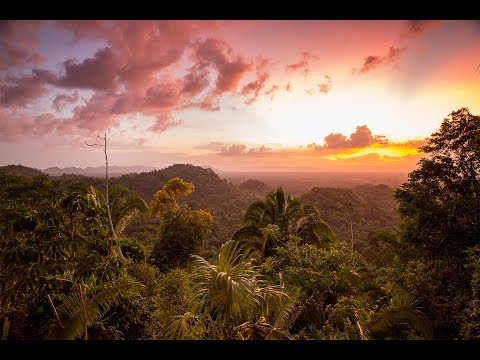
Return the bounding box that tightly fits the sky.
[0,20,479,172]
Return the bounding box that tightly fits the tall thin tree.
[85,133,124,260]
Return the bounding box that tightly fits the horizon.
[2,162,410,175]
[1,20,479,171]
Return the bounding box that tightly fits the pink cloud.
[195,38,251,95]
[0,70,54,106]
[285,60,307,72]
[404,20,444,37]
[285,51,318,78]
[148,115,181,133]
[218,144,247,156]
[0,21,277,139]
[57,93,119,134]
[0,20,44,71]
[241,58,270,104]
[265,85,279,100]
[181,66,210,97]
[217,143,271,156]
[52,91,79,112]
[356,46,407,74]
[58,47,123,90]
[0,109,59,141]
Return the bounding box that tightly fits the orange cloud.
[195,133,426,172]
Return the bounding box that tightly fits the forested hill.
[0,164,44,177]
[49,164,259,253]
[0,164,400,256]
[300,185,400,257]
[111,164,259,251]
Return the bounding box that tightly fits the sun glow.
[323,143,422,160]
[262,81,420,146]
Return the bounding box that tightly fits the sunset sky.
[1,20,479,171]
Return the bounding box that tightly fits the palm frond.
[368,291,433,339]
[46,276,143,339]
[232,225,264,243]
[160,312,204,340]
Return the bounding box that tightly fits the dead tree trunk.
[85,133,125,261]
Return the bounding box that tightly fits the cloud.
[52,91,79,112]
[149,116,181,133]
[356,46,407,74]
[317,75,332,94]
[0,21,268,140]
[265,85,279,100]
[181,66,209,97]
[403,20,443,37]
[305,74,332,95]
[0,70,55,106]
[0,20,44,71]
[217,144,272,156]
[195,38,251,95]
[317,125,389,150]
[218,144,247,156]
[57,47,123,90]
[241,58,270,104]
[285,51,318,78]
[249,145,271,153]
[0,110,59,141]
[286,60,308,73]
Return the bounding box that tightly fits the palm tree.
[161,240,290,339]
[233,188,335,258]
[45,276,143,340]
[89,184,148,236]
[107,184,148,235]
[368,290,434,339]
[243,188,303,231]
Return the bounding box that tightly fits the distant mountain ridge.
[43,165,159,176]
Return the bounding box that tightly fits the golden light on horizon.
[323,143,422,160]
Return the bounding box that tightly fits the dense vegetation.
[0,108,479,340]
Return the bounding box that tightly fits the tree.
[149,178,213,272]
[149,209,213,272]
[233,188,335,259]
[149,177,195,218]
[85,133,124,260]
[0,175,131,340]
[395,108,480,338]
[86,184,148,234]
[368,291,433,339]
[396,108,480,258]
[162,240,290,340]
[270,238,373,338]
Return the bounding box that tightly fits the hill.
[0,163,401,260]
[43,165,158,177]
[0,164,45,177]
[110,164,259,254]
[300,184,400,256]
[222,171,408,196]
